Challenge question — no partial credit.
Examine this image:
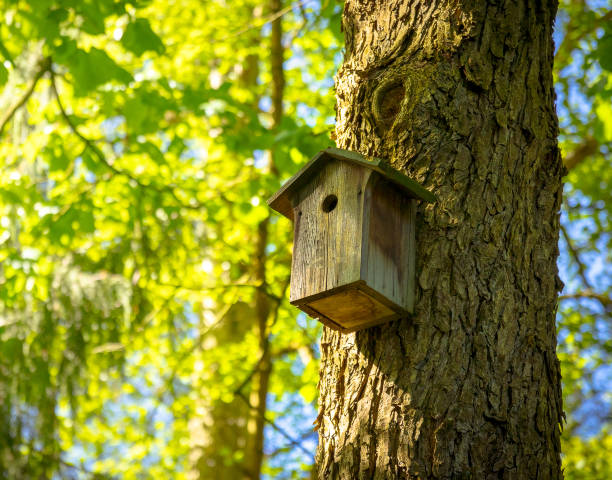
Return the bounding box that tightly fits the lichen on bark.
[316,1,565,478]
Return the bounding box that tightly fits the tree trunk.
[245,0,285,477]
[316,1,565,478]
[189,301,251,480]
[191,0,284,477]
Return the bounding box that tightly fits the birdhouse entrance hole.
[321,194,337,213]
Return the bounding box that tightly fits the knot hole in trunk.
[372,80,406,131]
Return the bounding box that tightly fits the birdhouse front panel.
[289,160,370,303]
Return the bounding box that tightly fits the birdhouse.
[268,148,435,333]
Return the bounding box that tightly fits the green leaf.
[0,38,13,64]
[1,337,22,361]
[20,9,61,40]
[121,18,165,56]
[42,134,70,171]
[46,205,94,241]
[30,357,51,400]
[596,35,612,72]
[329,11,343,43]
[167,135,186,157]
[81,149,105,174]
[0,62,7,86]
[594,99,612,143]
[48,153,70,172]
[139,141,166,165]
[65,47,133,96]
[78,2,106,35]
[0,187,21,204]
[299,383,317,404]
[47,7,69,25]
[78,209,96,233]
[123,90,168,134]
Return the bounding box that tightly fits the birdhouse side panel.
[361,176,416,313]
[289,161,372,303]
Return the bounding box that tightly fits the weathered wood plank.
[308,288,395,329]
[289,161,370,302]
[361,175,416,313]
[272,150,425,332]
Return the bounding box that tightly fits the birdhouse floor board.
[292,281,408,332]
[309,289,394,327]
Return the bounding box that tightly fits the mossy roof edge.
[267,147,436,220]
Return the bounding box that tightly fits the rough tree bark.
[315,1,565,478]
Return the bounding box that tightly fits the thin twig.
[563,137,599,171]
[220,0,313,41]
[235,347,270,396]
[235,391,313,456]
[230,272,312,454]
[28,447,104,477]
[288,0,310,43]
[555,10,612,65]
[155,280,283,303]
[559,291,612,313]
[0,57,51,137]
[266,429,316,458]
[559,223,591,289]
[268,275,291,329]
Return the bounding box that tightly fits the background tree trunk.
[189,301,252,480]
[245,0,285,477]
[316,1,565,478]
[190,1,285,478]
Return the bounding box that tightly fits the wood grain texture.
[362,175,416,312]
[293,281,409,333]
[315,1,564,479]
[309,289,395,329]
[289,161,371,302]
[288,161,417,331]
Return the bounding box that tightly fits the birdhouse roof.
[267,147,436,220]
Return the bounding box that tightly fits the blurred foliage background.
[0,0,610,478]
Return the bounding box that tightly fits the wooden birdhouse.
[268,148,435,333]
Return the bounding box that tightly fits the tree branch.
[155,280,283,303]
[560,223,592,289]
[221,0,312,41]
[0,57,51,137]
[235,347,270,397]
[235,390,313,457]
[28,447,105,478]
[563,137,599,171]
[559,291,612,313]
[266,429,316,458]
